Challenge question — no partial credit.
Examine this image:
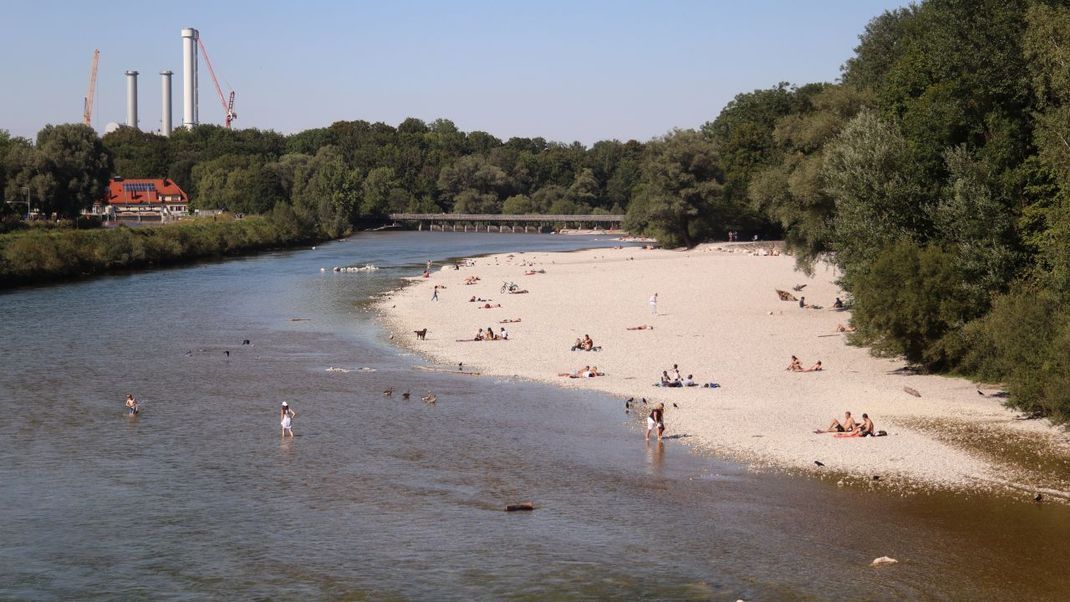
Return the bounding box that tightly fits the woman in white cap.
[280,401,296,437]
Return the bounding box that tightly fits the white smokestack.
[125,70,139,129]
[181,27,199,128]
[160,70,173,136]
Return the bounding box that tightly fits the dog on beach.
[414,328,428,340]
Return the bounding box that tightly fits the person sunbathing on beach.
[500,318,521,323]
[805,361,823,372]
[786,356,803,372]
[588,366,604,377]
[857,413,876,437]
[559,365,591,378]
[626,325,654,330]
[480,303,501,309]
[836,323,856,333]
[823,411,856,433]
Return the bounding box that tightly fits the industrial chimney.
[181,27,199,128]
[125,70,139,129]
[160,70,173,136]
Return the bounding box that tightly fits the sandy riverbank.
[377,243,1070,499]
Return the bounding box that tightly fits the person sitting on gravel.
[474,328,486,341]
[571,337,584,351]
[857,413,876,437]
[823,411,856,433]
[786,356,803,372]
[805,361,823,372]
[580,334,595,351]
[683,374,697,387]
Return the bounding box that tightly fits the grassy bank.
[0,214,327,288]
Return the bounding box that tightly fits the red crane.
[197,37,237,128]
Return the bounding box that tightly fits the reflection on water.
[1,232,1069,599]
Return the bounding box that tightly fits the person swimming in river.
[280,401,296,437]
[124,393,140,415]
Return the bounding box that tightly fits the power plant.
[100,27,235,135]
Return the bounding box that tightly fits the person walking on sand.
[649,293,658,316]
[280,401,296,437]
[646,403,665,441]
[431,285,439,301]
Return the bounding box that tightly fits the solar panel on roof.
[122,182,157,193]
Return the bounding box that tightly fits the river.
[1,232,1068,600]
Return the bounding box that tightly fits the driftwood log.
[505,502,535,512]
[776,289,798,302]
[903,386,921,398]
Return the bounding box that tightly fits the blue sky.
[1,0,909,145]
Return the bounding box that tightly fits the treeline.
[0,212,318,286]
[666,0,1070,422]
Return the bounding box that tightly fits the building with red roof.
[102,177,190,222]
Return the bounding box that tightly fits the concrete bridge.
[387,213,625,233]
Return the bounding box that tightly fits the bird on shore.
[458,362,464,372]
[814,460,825,467]
[1035,493,1044,503]
[641,398,647,405]
[402,390,410,400]
[977,390,985,397]
[384,388,394,397]
[224,350,230,358]
[672,403,679,408]
[792,284,807,292]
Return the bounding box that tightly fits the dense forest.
[4,0,1070,420]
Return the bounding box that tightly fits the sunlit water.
[1,232,1068,600]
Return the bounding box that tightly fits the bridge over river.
[387,213,624,233]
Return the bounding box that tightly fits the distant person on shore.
[431,285,439,301]
[626,325,654,330]
[124,393,140,415]
[649,293,658,316]
[806,361,823,372]
[823,411,856,433]
[486,325,498,340]
[836,323,856,333]
[499,327,509,340]
[280,401,296,437]
[646,403,665,441]
[786,356,803,372]
[833,297,844,309]
[799,296,807,309]
[475,329,486,341]
[683,374,696,387]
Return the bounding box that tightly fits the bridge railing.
[389,213,624,223]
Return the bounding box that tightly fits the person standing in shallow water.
[280,401,296,437]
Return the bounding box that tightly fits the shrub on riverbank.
[0,214,330,287]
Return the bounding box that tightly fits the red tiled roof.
[105,178,188,205]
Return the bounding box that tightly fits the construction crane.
[83,49,100,126]
[197,37,237,128]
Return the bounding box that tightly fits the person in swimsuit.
[646,403,665,441]
[825,411,856,433]
[857,413,876,437]
[280,401,296,437]
[124,393,139,415]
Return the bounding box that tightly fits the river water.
[1,232,1068,600]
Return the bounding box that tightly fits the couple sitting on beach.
[464,276,480,285]
[571,335,600,352]
[558,365,604,378]
[820,411,885,437]
[787,356,823,372]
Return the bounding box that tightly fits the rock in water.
[871,556,898,566]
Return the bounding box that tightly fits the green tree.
[4,124,112,217]
[624,130,725,248]
[103,127,172,178]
